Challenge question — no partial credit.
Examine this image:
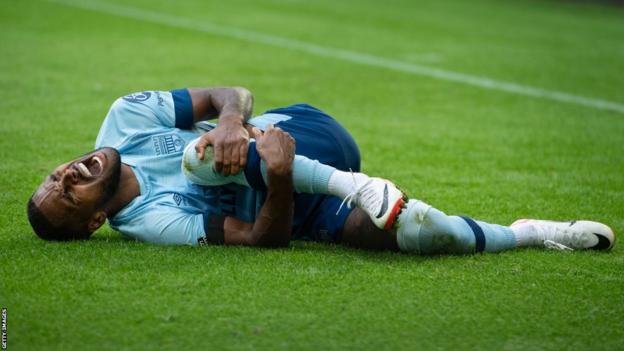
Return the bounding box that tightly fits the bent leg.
[182,139,249,187]
[183,138,354,195]
[396,200,516,254]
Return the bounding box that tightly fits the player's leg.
[184,141,398,203]
[395,200,515,254]
[182,104,406,230]
[183,139,615,252]
[337,201,515,253]
[339,198,615,254]
[187,143,407,231]
[183,140,334,193]
[396,199,616,254]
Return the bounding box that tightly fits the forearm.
[244,171,294,247]
[188,87,253,124]
[221,125,295,247]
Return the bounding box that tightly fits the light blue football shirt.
[95,90,218,245]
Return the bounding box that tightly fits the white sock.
[511,224,539,247]
[327,171,370,199]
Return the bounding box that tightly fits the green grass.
[1,0,624,350]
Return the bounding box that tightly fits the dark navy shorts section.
[265,104,361,173]
[294,195,353,243]
[270,104,360,243]
[242,104,361,243]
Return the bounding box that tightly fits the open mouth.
[76,153,105,178]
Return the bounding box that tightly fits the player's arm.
[189,87,254,177]
[222,126,295,248]
[188,87,253,123]
[142,125,292,247]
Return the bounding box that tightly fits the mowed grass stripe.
[49,0,624,114]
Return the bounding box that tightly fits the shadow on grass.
[30,228,616,265]
[79,230,514,266]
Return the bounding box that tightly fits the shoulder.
[95,91,178,148]
[108,91,174,123]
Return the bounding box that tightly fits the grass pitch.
[1,0,624,350]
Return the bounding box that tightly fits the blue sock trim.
[460,216,486,253]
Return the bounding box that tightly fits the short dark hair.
[26,196,91,241]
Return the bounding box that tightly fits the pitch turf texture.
[2,0,624,350]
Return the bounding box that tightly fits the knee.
[181,138,224,186]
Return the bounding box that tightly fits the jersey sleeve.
[117,206,207,246]
[95,89,195,148]
[113,204,228,246]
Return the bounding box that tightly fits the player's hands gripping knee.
[253,125,295,177]
[195,119,250,176]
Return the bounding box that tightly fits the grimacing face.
[32,147,122,235]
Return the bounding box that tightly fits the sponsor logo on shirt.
[123,91,151,103]
[172,193,183,206]
[197,236,209,246]
[155,91,164,107]
[152,134,185,155]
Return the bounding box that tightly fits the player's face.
[32,147,122,231]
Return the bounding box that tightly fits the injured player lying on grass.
[27,87,616,253]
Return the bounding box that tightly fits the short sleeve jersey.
[96,90,218,245]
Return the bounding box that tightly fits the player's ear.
[88,211,107,233]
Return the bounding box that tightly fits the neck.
[105,164,140,218]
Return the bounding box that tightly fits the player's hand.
[252,125,295,177]
[195,117,249,176]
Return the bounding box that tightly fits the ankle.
[511,224,539,247]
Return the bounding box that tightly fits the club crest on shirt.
[152,133,185,155]
[123,91,152,103]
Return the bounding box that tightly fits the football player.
[27,87,616,253]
